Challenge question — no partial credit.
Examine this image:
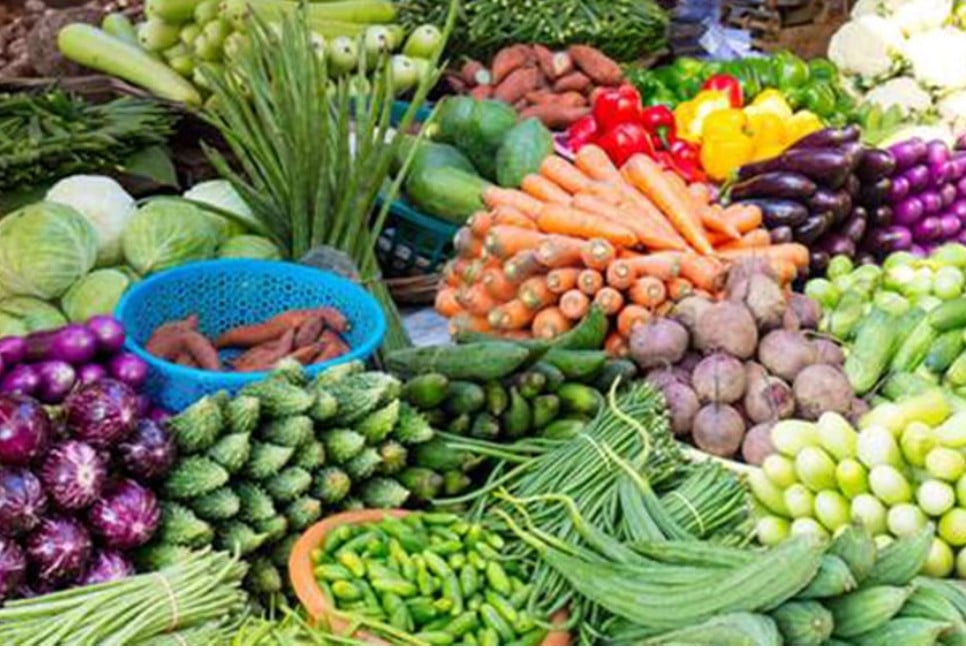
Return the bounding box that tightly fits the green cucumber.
[501,387,531,438]
[925,329,964,373]
[529,361,565,392]
[444,381,486,415]
[891,315,939,374]
[386,343,529,381]
[469,412,501,440]
[402,373,449,409]
[542,348,608,380]
[843,308,912,394]
[948,349,966,386]
[454,331,550,363]
[552,307,608,350]
[557,383,603,416]
[928,297,966,331]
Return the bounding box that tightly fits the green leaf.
[122,146,179,188]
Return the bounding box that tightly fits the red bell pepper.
[597,122,655,167]
[701,74,744,108]
[639,105,676,149]
[566,114,600,152]
[592,84,641,132]
[657,148,706,184]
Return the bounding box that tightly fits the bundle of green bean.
[0,549,246,646]
[312,512,551,646]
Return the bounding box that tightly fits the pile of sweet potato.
[145,307,350,372]
[448,43,624,130]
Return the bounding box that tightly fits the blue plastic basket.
[115,259,386,412]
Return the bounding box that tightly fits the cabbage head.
[183,180,263,239]
[0,202,98,299]
[218,235,282,260]
[61,268,132,323]
[0,297,67,337]
[122,198,219,276]
[46,175,136,267]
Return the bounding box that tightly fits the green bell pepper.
[774,51,810,89]
[802,82,837,117]
[747,56,778,91]
[808,57,838,82]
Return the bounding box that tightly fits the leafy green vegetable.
[217,235,282,260]
[121,198,219,276]
[46,175,136,266]
[60,268,132,322]
[0,297,67,337]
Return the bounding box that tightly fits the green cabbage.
[121,198,219,276]
[0,202,98,299]
[46,175,136,267]
[61,268,132,323]
[183,179,264,239]
[217,235,282,260]
[0,297,67,337]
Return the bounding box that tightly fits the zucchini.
[551,307,608,350]
[891,315,939,374]
[386,343,529,381]
[529,361,565,392]
[771,600,833,646]
[825,586,913,638]
[542,348,608,379]
[557,383,603,416]
[402,373,449,409]
[925,329,964,373]
[928,297,966,331]
[444,381,486,415]
[851,617,950,646]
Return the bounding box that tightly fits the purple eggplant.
[888,176,910,203]
[0,537,26,601]
[790,125,860,150]
[844,174,861,199]
[953,200,966,224]
[25,516,91,585]
[810,250,831,272]
[894,197,925,226]
[859,177,892,208]
[889,138,927,171]
[737,148,853,188]
[871,205,893,227]
[794,212,833,245]
[922,190,943,214]
[807,189,852,223]
[820,234,856,258]
[871,226,914,251]
[927,140,950,165]
[842,213,868,243]
[942,214,963,238]
[856,252,878,266]
[739,198,809,228]
[903,164,930,193]
[730,172,818,201]
[769,226,794,244]
[914,216,943,241]
[855,148,896,182]
[0,468,47,537]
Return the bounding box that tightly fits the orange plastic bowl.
[289,509,571,645]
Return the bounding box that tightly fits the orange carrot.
[481,267,518,301]
[457,284,498,317]
[604,331,629,358]
[537,204,637,247]
[649,252,726,293]
[485,225,546,259]
[577,268,604,296]
[700,204,741,240]
[559,289,590,320]
[454,228,483,258]
[571,192,682,252]
[717,228,771,251]
[617,304,650,337]
[593,286,624,315]
[716,243,809,269]
[622,154,713,254]
[628,276,667,308]
[519,276,555,310]
[483,186,543,218]
[443,259,465,288]
[617,254,680,281]
[771,259,800,284]
[606,260,636,290]
[583,184,622,206]
[574,144,622,183]
[503,250,545,283]
[535,235,585,268]
[722,203,763,233]
[489,299,534,331]
[547,267,580,294]
[468,211,494,238]
[666,277,694,301]
[521,173,572,204]
[687,182,713,205]
[580,238,616,270]
[449,312,491,335]
[540,155,593,194]
[435,287,462,317]
[493,205,536,228]
[655,301,674,317]
[532,307,571,339]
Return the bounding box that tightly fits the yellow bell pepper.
[745,89,794,121]
[674,90,733,142]
[702,108,747,137]
[745,112,786,162]
[786,110,824,145]
[700,132,755,182]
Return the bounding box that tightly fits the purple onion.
[107,353,147,389]
[84,316,125,355]
[903,164,930,192]
[0,537,26,601]
[34,361,76,404]
[0,337,26,367]
[888,176,910,202]
[941,183,958,207]
[88,479,160,550]
[894,196,925,226]
[0,467,47,536]
[147,407,171,424]
[40,441,106,510]
[941,214,963,238]
[0,394,50,465]
[922,190,943,214]
[118,419,176,481]
[889,138,927,170]
[77,364,108,385]
[79,549,133,586]
[25,516,92,585]
[0,365,40,397]
[50,325,97,366]
[63,379,138,449]
[915,216,944,241]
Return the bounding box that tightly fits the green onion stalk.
[200,0,458,352]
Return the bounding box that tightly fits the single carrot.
[604,331,629,358]
[453,227,483,258]
[687,182,713,204]
[535,234,585,268]
[571,192,681,252]
[468,211,494,238]
[655,301,674,317]
[700,204,741,240]
[532,307,572,339]
[489,299,534,331]
[717,228,772,251]
[649,252,726,293]
[521,173,572,204]
[622,154,713,254]
[559,289,590,320]
[483,186,543,218]
[580,238,616,270]
[547,267,580,294]
[481,267,518,301]
[605,260,636,290]
[449,312,492,335]
[493,205,537,229]
[722,203,763,233]
[503,250,545,283]
[617,304,650,337]
[616,254,680,282]
[628,276,667,308]
[771,259,801,284]
[442,259,466,287]
[618,187,692,251]
[574,144,622,183]
[577,268,604,296]
[485,225,546,259]
[716,243,809,269]
[593,286,624,315]
[583,184,622,206]
[435,287,462,317]
[462,258,487,284]
[540,155,593,194]
[457,284,499,317]
[666,277,694,301]
[519,276,555,310]
[537,203,637,247]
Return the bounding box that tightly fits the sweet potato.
[314,329,350,363]
[629,317,689,369]
[216,308,316,348]
[491,44,533,84]
[525,89,555,104]
[691,352,746,404]
[232,329,296,372]
[460,58,491,86]
[793,364,852,421]
[470,84,494,100]
[556,91,587,108]
[317,307,349,333]
[494,66,542,104]
[534,44,573,80]
[294,313,325,348]
[568,45,623,85]
[552,71,592,94]
[692,404,745,457]
[519,103,590,129]
[758,330,816,382]
[146,314,200,358]
[181,330,220,371]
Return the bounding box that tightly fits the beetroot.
[671,296,713,336]
[694,302,758,359]
[629,318,689,369]
[40,441,107,510]
[788,293,821,330]
[744,375,795,423]
[794,364,853,420]
[742,422,776,466]
[691,353,746,404]
[0,467,47,537]
[758,330,816,381]
[813,338,845,366]
[660,382,700,437]
[742,272,787,330]
[25,516,91,585]
[692,404,745,457]
[87,479,160,550]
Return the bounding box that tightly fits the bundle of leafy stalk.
[397,0,669,63]
[201,3,457,352]
[438,381,753,643]
[0,89,175,192]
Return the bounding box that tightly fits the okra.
[485,561,511,595]
[481,603,515,643]
[485,590,518,624]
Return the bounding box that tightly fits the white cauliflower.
[850,0,882,17]
[881,123,955,147]
[905,27,966,90]
[890,0,952,35]
[864,76,934,115]
[938,89,966,131]
[829,15,906,81]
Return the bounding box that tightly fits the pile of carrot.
[438,145,810,356]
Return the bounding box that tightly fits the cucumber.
[891,315,939,374]
[402,373,449,409]
[386,343,530,381]
[542,348,608,379]
[529,361,565,392]
[551,307,608,350]
[924,329,964,373]
[881,372,937,401]
[514,371,547,399]
[58,25,202,105]
[501,388,532,438]
[825,586,913,638]
[827,290,867,340]
[771,600,833,646]
[557,383,603,416]
[541,418,585,440]
[444,381,486,415]
[843,308,909,394]
[593,359,638,392]
[469,412,501,440]
[947,349,966,386]
[928,297,966,331]
[405,165,490,225]
[531,394,560,429]
[495,118,554,188]
[851,617,950,646]
[484,381,509,416]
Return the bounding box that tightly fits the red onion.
[0,537,26,601]
[79,549,133,586]
[77,364,108,385]
[0,365,40,397]
[118,419,175,481]
[0,337,25,367]
[84,316,125,354]
[88,479,160,550]
[63,379,138,449]
[0,467,47,536]
[50,325,97,366]
[34,361,76,404]
[0,394,50,465]
[40,441,106,510]
[107,353,148,389]
[25,516,92,585]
